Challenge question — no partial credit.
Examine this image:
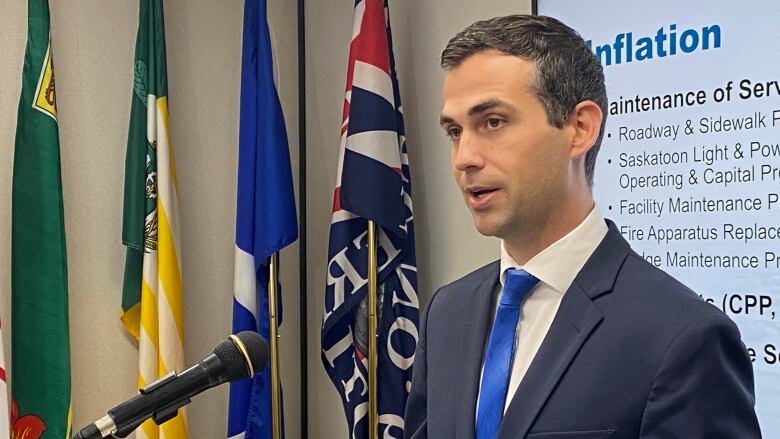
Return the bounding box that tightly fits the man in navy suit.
[403,15,761,439]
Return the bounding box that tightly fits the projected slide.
[537,0,779,434]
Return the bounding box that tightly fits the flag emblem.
[32,43,56,119]
[11,400,46,439]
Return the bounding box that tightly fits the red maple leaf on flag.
[11,399,46,439]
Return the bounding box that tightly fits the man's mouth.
[466,186,498,198]
[466,186,499,209]
[469,188,498,198]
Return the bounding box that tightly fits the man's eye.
[486,118,504,129]
[446,127,462,139]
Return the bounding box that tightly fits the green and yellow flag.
[121,0,187,437]
[11,0,72,438]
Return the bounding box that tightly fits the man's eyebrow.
[468,99,502,116]
[440,99,506,126]
[439,115,455,126]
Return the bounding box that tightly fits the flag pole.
[367,220,379,439]
[268,252,283,439]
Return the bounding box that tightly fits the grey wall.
[304,1,531,436]
[0,1,300,437]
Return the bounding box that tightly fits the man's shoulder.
[611,252,732,328]
[426,260,499,309]
[439,259,499,293]
[586,223,719,320]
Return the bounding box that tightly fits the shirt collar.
[500,205,608,294]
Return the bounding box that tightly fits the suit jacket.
[404,220,761,439]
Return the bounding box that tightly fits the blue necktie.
[476,268,539,439]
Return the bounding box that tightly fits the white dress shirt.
[477,205,608,414]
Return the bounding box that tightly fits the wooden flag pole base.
[269,252,282,439]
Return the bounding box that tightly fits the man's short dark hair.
[441,15,607,186]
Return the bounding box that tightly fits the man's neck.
[504,198,595,266]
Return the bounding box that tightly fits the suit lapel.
[454,262,500,439]
[498,222,630,439]
[497,284,603,438]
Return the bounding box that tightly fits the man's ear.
[567,100,603,160]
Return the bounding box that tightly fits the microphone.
[72,331,268,439]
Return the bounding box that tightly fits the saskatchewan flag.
[11,0,72,438]
[121,0,187,438]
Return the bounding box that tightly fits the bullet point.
[608,205,612,210]
[607,133,612,138]
[608,159,612,164]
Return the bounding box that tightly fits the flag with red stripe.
[321,0,419,437]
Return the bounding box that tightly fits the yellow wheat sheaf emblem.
[33,43,57,120]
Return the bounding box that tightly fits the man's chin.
[470,216,502,238]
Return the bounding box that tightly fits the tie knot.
[501,269,539,306]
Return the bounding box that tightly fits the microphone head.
[213,331,269,382]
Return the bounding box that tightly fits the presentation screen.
[536,0,779,434]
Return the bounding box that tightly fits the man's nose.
[452,131,485,172]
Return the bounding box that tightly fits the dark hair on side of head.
[441,15,607,186]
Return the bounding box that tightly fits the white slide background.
[538,0,780,435]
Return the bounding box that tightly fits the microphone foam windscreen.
[214,331,270,382]
[236,331,269,372]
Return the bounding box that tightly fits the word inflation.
[587,23,721,66]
